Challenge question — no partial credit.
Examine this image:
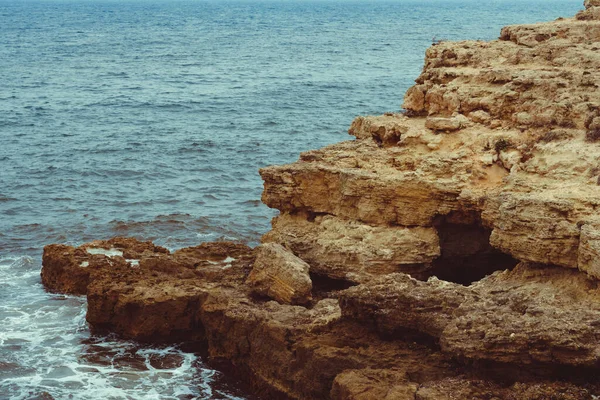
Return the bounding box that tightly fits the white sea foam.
[0,256,247,400]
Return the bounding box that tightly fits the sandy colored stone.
[263,213,439,282]
[578,224,600,279]
[261,2,600,276]
[416,378,596,400]
[331,369,418,400]
[246,243,313,305]
[585,0,600,8]
[340,262,600,367]
[442,263,600,366]
[339,274,471,338]
[424,115,467,132]
[348,114,409,145]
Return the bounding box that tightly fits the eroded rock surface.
[246,243,313,305]
[41,2,600,399]
[261,0,600,278]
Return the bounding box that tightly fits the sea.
[0,0,582,398]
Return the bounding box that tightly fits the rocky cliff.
[42,2,600,399]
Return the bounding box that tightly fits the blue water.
[0,0,583,399]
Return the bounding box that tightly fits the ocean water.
[0,0,582,398]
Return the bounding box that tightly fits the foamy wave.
[0,256,247,400]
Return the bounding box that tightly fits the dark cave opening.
[310,273,357,300]
[430,212,518,285]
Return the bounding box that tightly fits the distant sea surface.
[0,0,582,398]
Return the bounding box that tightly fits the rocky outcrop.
[41,237,168,295]
[261,1,600,278]
[42,238,456,399]
[41,2,600,399]
[330,369,418,400]
[341,263,600,367]
[262,213,439,282]
[246,243,312,305]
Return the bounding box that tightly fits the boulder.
[246,243,312,305]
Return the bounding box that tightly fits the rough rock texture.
[42,238,456,399]
[415,378,597,400]
[41,237,168,295]
[246,243,313,305]
[341,263,600,367]
[340,274,473,338]
[262,213,439,282]
[330,369,418,400]
[41,3,600,399]
[261,1,600,278]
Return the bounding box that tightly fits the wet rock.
[28,392,55,400]
[41,244,92,295]
[148,353,184,370]
[246,243,312,305]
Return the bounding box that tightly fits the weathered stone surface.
[331,369,418,400]
[41,244,93,295]
[246,243,312,305]
[340,262,600,368]
[41,237,164,295]
[482,193,583,268]
[263,213,439,282]
[40,2,600,399]
[87,275,209,342]
[340,274,471,338]
[262,0,600,274]
[415,378,596,400]
[442,263,600,367]
[585,0,600,8]
[349,114,408,145]
[578,224,600,279]
[424,115,467,132]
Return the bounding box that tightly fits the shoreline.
[41,1,600,398]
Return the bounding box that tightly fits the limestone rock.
[40,237,161,295]
[39,2,600,399]
[585,0,600,8]
[349,114,409,145]
[339,274,471,338]
[442,263,600,367]
[331,369,418,400]
[246,243,313,305]
[41,244,93,295]
[415,378,596,400]
[578,224,600,279]
[340,262,600,367]
[425,115,466,132]
[261,0,600,278]
[263,213,440,282]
